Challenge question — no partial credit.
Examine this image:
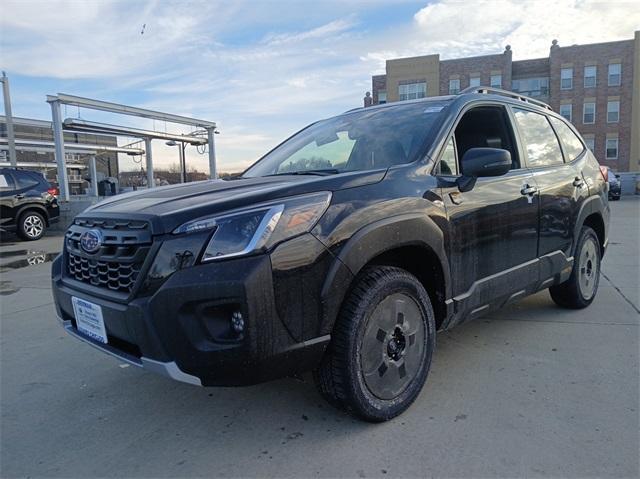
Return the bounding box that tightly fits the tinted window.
[0,173,14,191]
[513,109,564,167]
[437,137,458,175]
[549,117,585,162]
[13,171,40,189]
[243,102,446,177]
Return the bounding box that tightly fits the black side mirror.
[457,148,512,192]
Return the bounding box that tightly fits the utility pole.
[1,72,17,168]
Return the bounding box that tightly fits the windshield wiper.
[265,168,340,177]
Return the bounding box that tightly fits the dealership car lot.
[1,198,638,478]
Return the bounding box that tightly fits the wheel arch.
[574,195,608,257]
[16,204,50,226]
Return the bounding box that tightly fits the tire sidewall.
[346,271,436,421]
[575,228,601,303]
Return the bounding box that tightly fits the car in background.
[606,168,621,200]
[0,168,60,240]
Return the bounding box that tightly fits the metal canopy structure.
[0,138,145,155]
[47,93,218,201]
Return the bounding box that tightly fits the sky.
[1,0,639,174]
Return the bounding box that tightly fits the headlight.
[173,191,331,262]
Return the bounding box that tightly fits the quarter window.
[561,68,573,89]
[607,101,620,123]
[398,82,426,101]
[608,63,621,86]
[559,104,572,122]
[549,117,585,162]
[513,108,564,167]
[449,79,460,95]
[606,138,618,159]
[438,137,458,175]
[0,174,13,191]
[584,65,597,88]
[583,102,595,124]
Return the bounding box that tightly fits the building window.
[607,101,620,123]
[561,68,573,89]
[490,74,502,88]
[585,137,595,152]
[606,138,618,159]
[449,79,460,95]
[469,76,480,88]
[584,65,597,88]
[559,104,572,122]
[398,82,426,101]
[583,102,595,124]
[512,77,549,97]
[378,90,387,104]
[608,63,621,86]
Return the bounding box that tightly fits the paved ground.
[1,198,638,478]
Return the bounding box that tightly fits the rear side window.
[13,171,39,190]
[549,117,585,162]
[513,108,564,168]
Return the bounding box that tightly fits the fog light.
[231,311,245,333]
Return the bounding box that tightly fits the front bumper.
[52,233,337,387]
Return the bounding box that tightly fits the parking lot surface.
[1,198,638,478]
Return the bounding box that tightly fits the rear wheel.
[549,226,601,309]
[17,211,46,241]
[314,266,436,422]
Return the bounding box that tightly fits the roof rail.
[459,86,553,111]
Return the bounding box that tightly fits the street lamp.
[166,140,187,183]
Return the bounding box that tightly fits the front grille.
[65,219,153,295]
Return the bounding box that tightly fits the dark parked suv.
[52,88,609,421]
[1,168,59,240]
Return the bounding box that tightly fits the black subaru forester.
[52,88,609,421]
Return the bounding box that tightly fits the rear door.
[511,108,588,283]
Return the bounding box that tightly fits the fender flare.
[573,195,608,255]
[318,213,451,336]
[15,203,50,226]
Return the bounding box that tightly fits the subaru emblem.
[80,229,103,254]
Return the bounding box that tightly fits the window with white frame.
[584,137,595,152]
[607,101,620,123]
[398,82,426,101]
[561,67,573,89]
[490,74,502,88]
[469,76,481,87]
[608,63,621,86]
[606,138,618,159]
[559,104,572,122]
[378,90,387,104]
[583,102,595,124]
[584,65,597,88]
[449,79,460,95]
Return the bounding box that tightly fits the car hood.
[78,169,386,235]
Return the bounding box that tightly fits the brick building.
[365,32,640,173]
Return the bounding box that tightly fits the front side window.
[559,104,572,122]
[513,108,564,167]
[378,90,387,104]
[398,82,426,101]
[490,74,502,88]
[469,76,481,88]
[608,63,621,86]
[449,79,460,95]
[549,117,585,162]
[606,138,618,159]
[437,137,458,175]
[583,102,596,124]
[584,65,597,88]
[607,101,620,123]
[561,68,573,89]
[243,102,446,177]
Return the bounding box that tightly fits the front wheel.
[549,226,601,309]
[314,266,436,422]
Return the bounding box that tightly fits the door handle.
[573,176,585,188]
[520,184,537,196]
[15,194,24,200]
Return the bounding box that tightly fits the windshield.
[242,102,447,178]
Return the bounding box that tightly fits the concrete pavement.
[1,198,638,478]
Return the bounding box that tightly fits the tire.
[314,266,436,422]
[17,211,46,241]
[549,226,601,309]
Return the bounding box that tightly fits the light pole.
[166,140,187,183]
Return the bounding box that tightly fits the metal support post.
[1,72,17,167]
[48,99,69,201]
[89,155,98,197]
[144,138,154,188]
[179,142,186,183]
[207,127,217,179]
